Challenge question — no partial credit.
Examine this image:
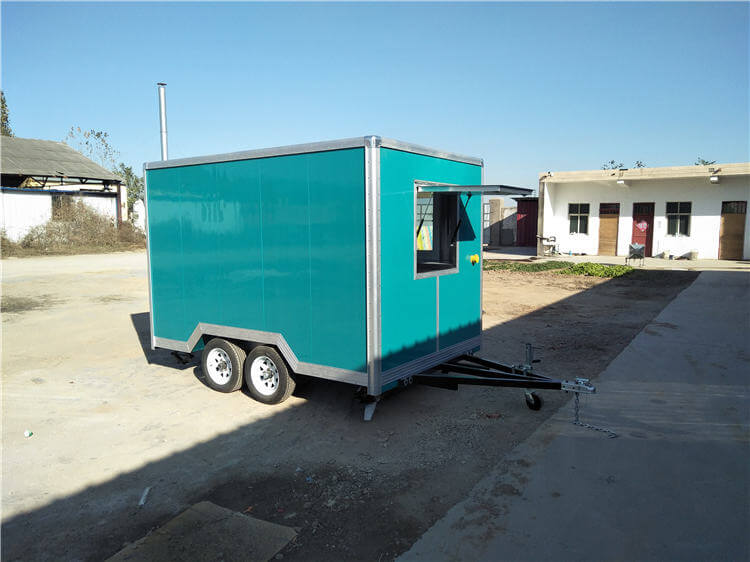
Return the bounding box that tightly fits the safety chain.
[573,392,618,439]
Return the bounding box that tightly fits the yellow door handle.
[470,254,479,265]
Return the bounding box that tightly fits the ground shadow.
[130,312,199,370]
[3,269,706,562]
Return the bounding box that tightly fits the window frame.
[414,180,460,279]
[666,201,692,237]
[568,203,590,235]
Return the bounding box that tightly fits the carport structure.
[0,136,127,239]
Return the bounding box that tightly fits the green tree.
[695,157,716,166]
[63,127,119,170]
[635,160,646,168]
[113,163,145,213]
[1,91,13,136]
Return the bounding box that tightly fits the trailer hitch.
[413,345,615,437]
[362,344,612,435]
[417,350,597,399]
[561,378,596,394]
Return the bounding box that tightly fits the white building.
[538,162,750,260]
[0,187,124,241]
[132,199,146,232]
[0,136,127,242]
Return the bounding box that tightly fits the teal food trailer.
[145,136,593,418]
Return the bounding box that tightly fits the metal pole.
[157,82,168,161]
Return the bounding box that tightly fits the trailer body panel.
[379,148,483,379]
[146,147,368,374]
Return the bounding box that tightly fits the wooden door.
[516,199,538,246]
[598,203,620,255]
[632,202,655,257]
[719,201,747,260]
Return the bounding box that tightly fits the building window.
[568,203,589,234]
[666,202,691,236]
[722,201,747,214]
[51,194,72,220]
[416,190,458,275]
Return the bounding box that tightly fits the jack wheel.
[525,392,543,411]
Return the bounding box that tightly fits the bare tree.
[63,127,119,170]
[603,160,646,169]
[64,126,144,214]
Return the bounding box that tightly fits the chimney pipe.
[157,82,168,161]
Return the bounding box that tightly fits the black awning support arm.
[449,193,471,245]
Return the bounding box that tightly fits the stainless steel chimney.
[157,82,168,161]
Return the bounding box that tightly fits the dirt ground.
[1,251,697,561]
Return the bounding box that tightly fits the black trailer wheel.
[201,338,246,393]
[244,346,296,405]
[525,392,544,411]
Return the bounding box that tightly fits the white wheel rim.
[250,355,280,396]
[206,348,232,385]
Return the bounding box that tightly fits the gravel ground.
[1,251,697,561]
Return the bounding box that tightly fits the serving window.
[415,188,458,276]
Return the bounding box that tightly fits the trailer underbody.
[364,344,597,422]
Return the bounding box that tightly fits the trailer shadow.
[130,310,384,398]
[130,311,200,370]
[3,269,704,561]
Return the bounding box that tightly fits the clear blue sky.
[2,2,748,188]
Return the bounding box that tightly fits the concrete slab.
[107,501,296,562]
[400,271,750,561]
[484,245,750,271]
[483,246,537,260]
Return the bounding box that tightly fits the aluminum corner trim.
[143,164,156,351]
[381,336,482,386]
[144,135,482,170]
[479,162,484,340]
[379,137,483,166]
[144,136,370,170]
[364,136,382,395]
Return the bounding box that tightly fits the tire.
[244,346,296,404]
[201,338,246,393]
[525,392,543,411]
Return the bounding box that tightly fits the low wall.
[0,189,119,242]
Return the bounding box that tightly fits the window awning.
[416,183,533,196]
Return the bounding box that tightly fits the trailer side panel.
[146,148,367,374]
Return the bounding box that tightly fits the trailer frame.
[362,344,596,421]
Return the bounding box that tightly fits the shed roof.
[0,136,121,182]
